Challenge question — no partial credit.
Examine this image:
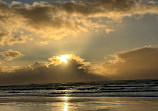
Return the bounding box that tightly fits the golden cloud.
[97,47,158,80]
[0,0,158,44]
[0,54,105,86]
[0,49,23,61]
[0,32,7,45]
[8,37,26,45]
[0,47,158,85]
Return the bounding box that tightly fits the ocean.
[0,80,158,111]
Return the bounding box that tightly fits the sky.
[0,0,158,85]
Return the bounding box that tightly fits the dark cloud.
[0,0,158,40]
[0,49,23,61]
[0,1,13,20]
[0,57,106,86]
[18,0,157,18]
[15,5,64,29]
[1,0,158,28]
[56,0,135,16]
[102,47,158,80]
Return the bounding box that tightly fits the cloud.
[0,47,158,85]
[105,28,114,34]
[0,1,88,41]
[49,54,90,66]
[54,0,135,16]
[10,1,22,7]
[99,47,158,80]
[0,0,158,42]
[0,49,23,61]
[8,37,26,45]
[0,32,7,45]
[12,0,158,27]
[0,54,106,86]
[0,65,20,72]
[51,0,158,17]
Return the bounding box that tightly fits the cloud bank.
[99,47,158,80]
[0,0,158,44]
[0,47,158,85]
[0,54,106,86]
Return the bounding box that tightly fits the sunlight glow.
[63,96,68,100]
[57,54,71,63]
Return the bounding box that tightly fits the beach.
[0,80,157,111]
[0,97,158,111]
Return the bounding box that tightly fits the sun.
[58,54,71,63]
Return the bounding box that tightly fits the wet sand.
[0,97,157,111]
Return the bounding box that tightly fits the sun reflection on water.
[63,96,68,101]
[63,96,69,111]
[63,102,68,111]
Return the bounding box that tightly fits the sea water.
[0,80,158,111]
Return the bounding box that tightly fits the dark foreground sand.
[0,97,157,111]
